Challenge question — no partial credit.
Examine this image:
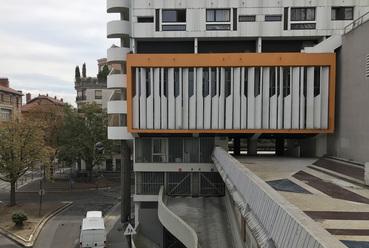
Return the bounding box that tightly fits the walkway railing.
[344,11,369,34]
[212,146,346,248]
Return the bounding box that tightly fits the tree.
[57,103,116,181]
[82,63,86,78]
[75,66,81,80]
[23,104,65,180]
[0,117,51,206]
[97,65,110,79]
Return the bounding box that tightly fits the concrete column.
[365,162,369,186]
[247,139,257,156]
[275,139,284,156]
[233,137,241,155]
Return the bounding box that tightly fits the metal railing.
[344,11,369,34]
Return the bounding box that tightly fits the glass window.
[1,108,11,119]
[265,15,282,22]
[153,138,167,162]
[162,10,186,23]
[291,8,315,21]
[95,90,102,99]
[206,9,230,22]
[291,23,316,30]
[162,25,186,31]
[206,24,230,30]
[138,17,154,23]
[331,7,353,20]
[239,15,256,22]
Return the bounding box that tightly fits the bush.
[12,211,28,226]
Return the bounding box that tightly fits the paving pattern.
[235,156,369,248]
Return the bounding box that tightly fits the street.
[0,173,129,248]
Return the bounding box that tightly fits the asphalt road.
[0,176,122,248]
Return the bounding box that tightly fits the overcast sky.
[0,0,119,107]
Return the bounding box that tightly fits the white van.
[79,211,107,248]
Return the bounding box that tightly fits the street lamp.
[95,142,104,151]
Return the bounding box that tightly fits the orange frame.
[126,53,336,134]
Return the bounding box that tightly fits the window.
[153,138,167,162]
[95,90,102,99]
[239,15,256,22]
[162,9,186,31]
[206,9,231,30]
[331,7,353,20]
[291,8,316,30]
[291,8,315,21]
[138,16,154,23]
[0,93,3,102]
[9,95,12,103]
[265,15,282,22]
[1,108,11,119]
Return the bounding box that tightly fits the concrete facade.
[327,18,369,164]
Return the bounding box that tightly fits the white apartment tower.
[106,1,369,247]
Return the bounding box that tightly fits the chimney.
[54,96,57,99]
[61,98,63,102]
[26,93,31,103]
[0,78,9,88]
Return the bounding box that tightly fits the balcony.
[107,46,130,64]
[107,20,130,39]
[107,74,127,89]
[76,95,86,102]
[108,126,133,140]
[107,100,127,114]
[107,0,129,14]
[75,77,107,90]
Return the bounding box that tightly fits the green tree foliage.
[12,211,28,226]
[97,65,110,79]
[75,66,81,80]
[57,103,116,181]
[82,63,86,78]
[0,117,52,206]
[23,104,65,180]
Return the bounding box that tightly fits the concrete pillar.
[275,139,284,156]
[247,139,257,156]
[233,137,241,155]
[365,162,369,186]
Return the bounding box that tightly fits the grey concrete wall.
[327,21,369,164]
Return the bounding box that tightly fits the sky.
[0,0,119,107]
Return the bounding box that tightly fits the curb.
[0,201,73,247]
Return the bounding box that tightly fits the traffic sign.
[69,179,74,184]
[124,223,136,235]
[38,189,45,195]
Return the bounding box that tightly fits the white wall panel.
[247,67,255,129]
[154,68,161,129]
[321,67,329,129]
[204,68,211,129]
[218,68,225,129]
[139,68,147,129]
[212,68,219,129]
[161,68,168,129]
[147,68,154,129]
[182,68,189,129]
[300,68,306,129]
[233,67,241,129]
[241,68,247,129]
[168,68,175,129]
[262,67,270,129]
[189,69,196,129]
[306,67,315,129]
[133,68,139,129]
[277,67,284,129]
[292,67,300,129]
[197,68,204,129]
[176,68,183,129]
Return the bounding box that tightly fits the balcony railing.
[74,77,107,89]
[76,96,86,101]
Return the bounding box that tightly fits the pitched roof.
[21,94,66,112]
[0,84,24,96]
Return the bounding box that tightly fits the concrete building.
[105,1,369,247]
[0,78,23,121]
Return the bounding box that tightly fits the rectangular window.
[1,108,11,119]
[331,7,353,20]
[9,94,12,103]
[162,9,186,31]
[291,8,315,21]
[206,9,231,30]
[265,15,282,22]
[207,9,230,22]
[138,16,154,23]
[284,7,289,30]
[239,15,256,22]
[291,23,316,30]
[0,93,3,102]
[153,138,167,162]
[95,90,102,99]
